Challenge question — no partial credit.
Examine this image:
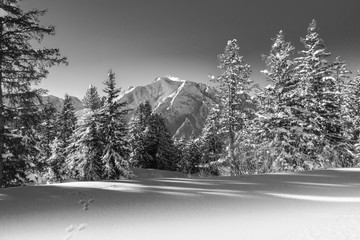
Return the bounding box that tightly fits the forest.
[1,1,360,187]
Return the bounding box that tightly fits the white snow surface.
[1,168,360,240]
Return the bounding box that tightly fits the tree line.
[204,20,359,175]
[1,1,360,187]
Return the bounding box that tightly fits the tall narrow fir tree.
[212,39,253,175]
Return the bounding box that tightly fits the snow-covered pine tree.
[30,101,58,183]
[343,71,360,165]
[199,107,224,167]
[83,85,102,111]
[49,94,77,180]
[211,39,253,175]
[345,72,360,142]
[63,85,105,180]
[58,94,77,147]
[294,20,350,168]
[0,0,67,186]
[251,30,306,172]
[66,112,103,181]
[38,100,58,160]
[128,101,153,167]
[143,113,179,170]
[176,135,202,175]
[260,30,296,106]
[2,96,43,185]
[97,70,131,179]
[330,57,354,166]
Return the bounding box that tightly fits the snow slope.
[1,168,360,240]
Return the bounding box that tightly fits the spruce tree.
[251,30,304,172]
[144,113,178,170]
[211,39,253,175]
[47,137,64,182]
[83,85,102,111]
[66,89,103,181]
[3,98,43,185]
[177,136,202,174]
[50,94,77,180]
[344,71,360,165]
[261,30,296,106]
[97,70,131,179]
[58,94,77,147]
[38,100,58,160]
[199,107,224,166]
[128,101,153,167]
[129,106,179,171]
[0,0,67,186]
[28,99,59,182]
[66,112,103,181]
[294,20,350,167]
[345,72,360,142]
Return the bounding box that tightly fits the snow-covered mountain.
[117,76,217,139]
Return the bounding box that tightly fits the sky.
[20,0,360,98]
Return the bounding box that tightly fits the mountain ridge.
[44,76,217,140]
[118,76,217,139]
[41,95,85,111]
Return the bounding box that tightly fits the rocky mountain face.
[117,76,217,140]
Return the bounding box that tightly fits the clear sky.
[21,0,360,98]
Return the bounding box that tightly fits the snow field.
[1,168,360,240]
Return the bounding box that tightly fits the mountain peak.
[118,76,216,140]
[154,75,186,83]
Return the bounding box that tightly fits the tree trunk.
[228,84,240,175]
[229,125,235,174]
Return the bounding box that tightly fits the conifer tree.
[66,113,103,181]
[0,0,67,186]
[3,98,43,185]
[128,101,152,167]
[130,106,179,170]
[25,99,58,183]
[294,20,350,167]
[49,94,76,180]
[177,136,202,174]
[251,30,304,172]
[144,113,178,170]
[57,94,77,147]
[345,72,360,142]
[38,100,58,160]
[344,71,360,165]
[261,30,296,106]
[97,70,131,179]
[83,85,102,111]
[211,39,253,174]
[199,107,224,165]
[47,137,64,182]
[66,89,103,181]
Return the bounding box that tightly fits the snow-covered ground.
[1,168,360,240]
